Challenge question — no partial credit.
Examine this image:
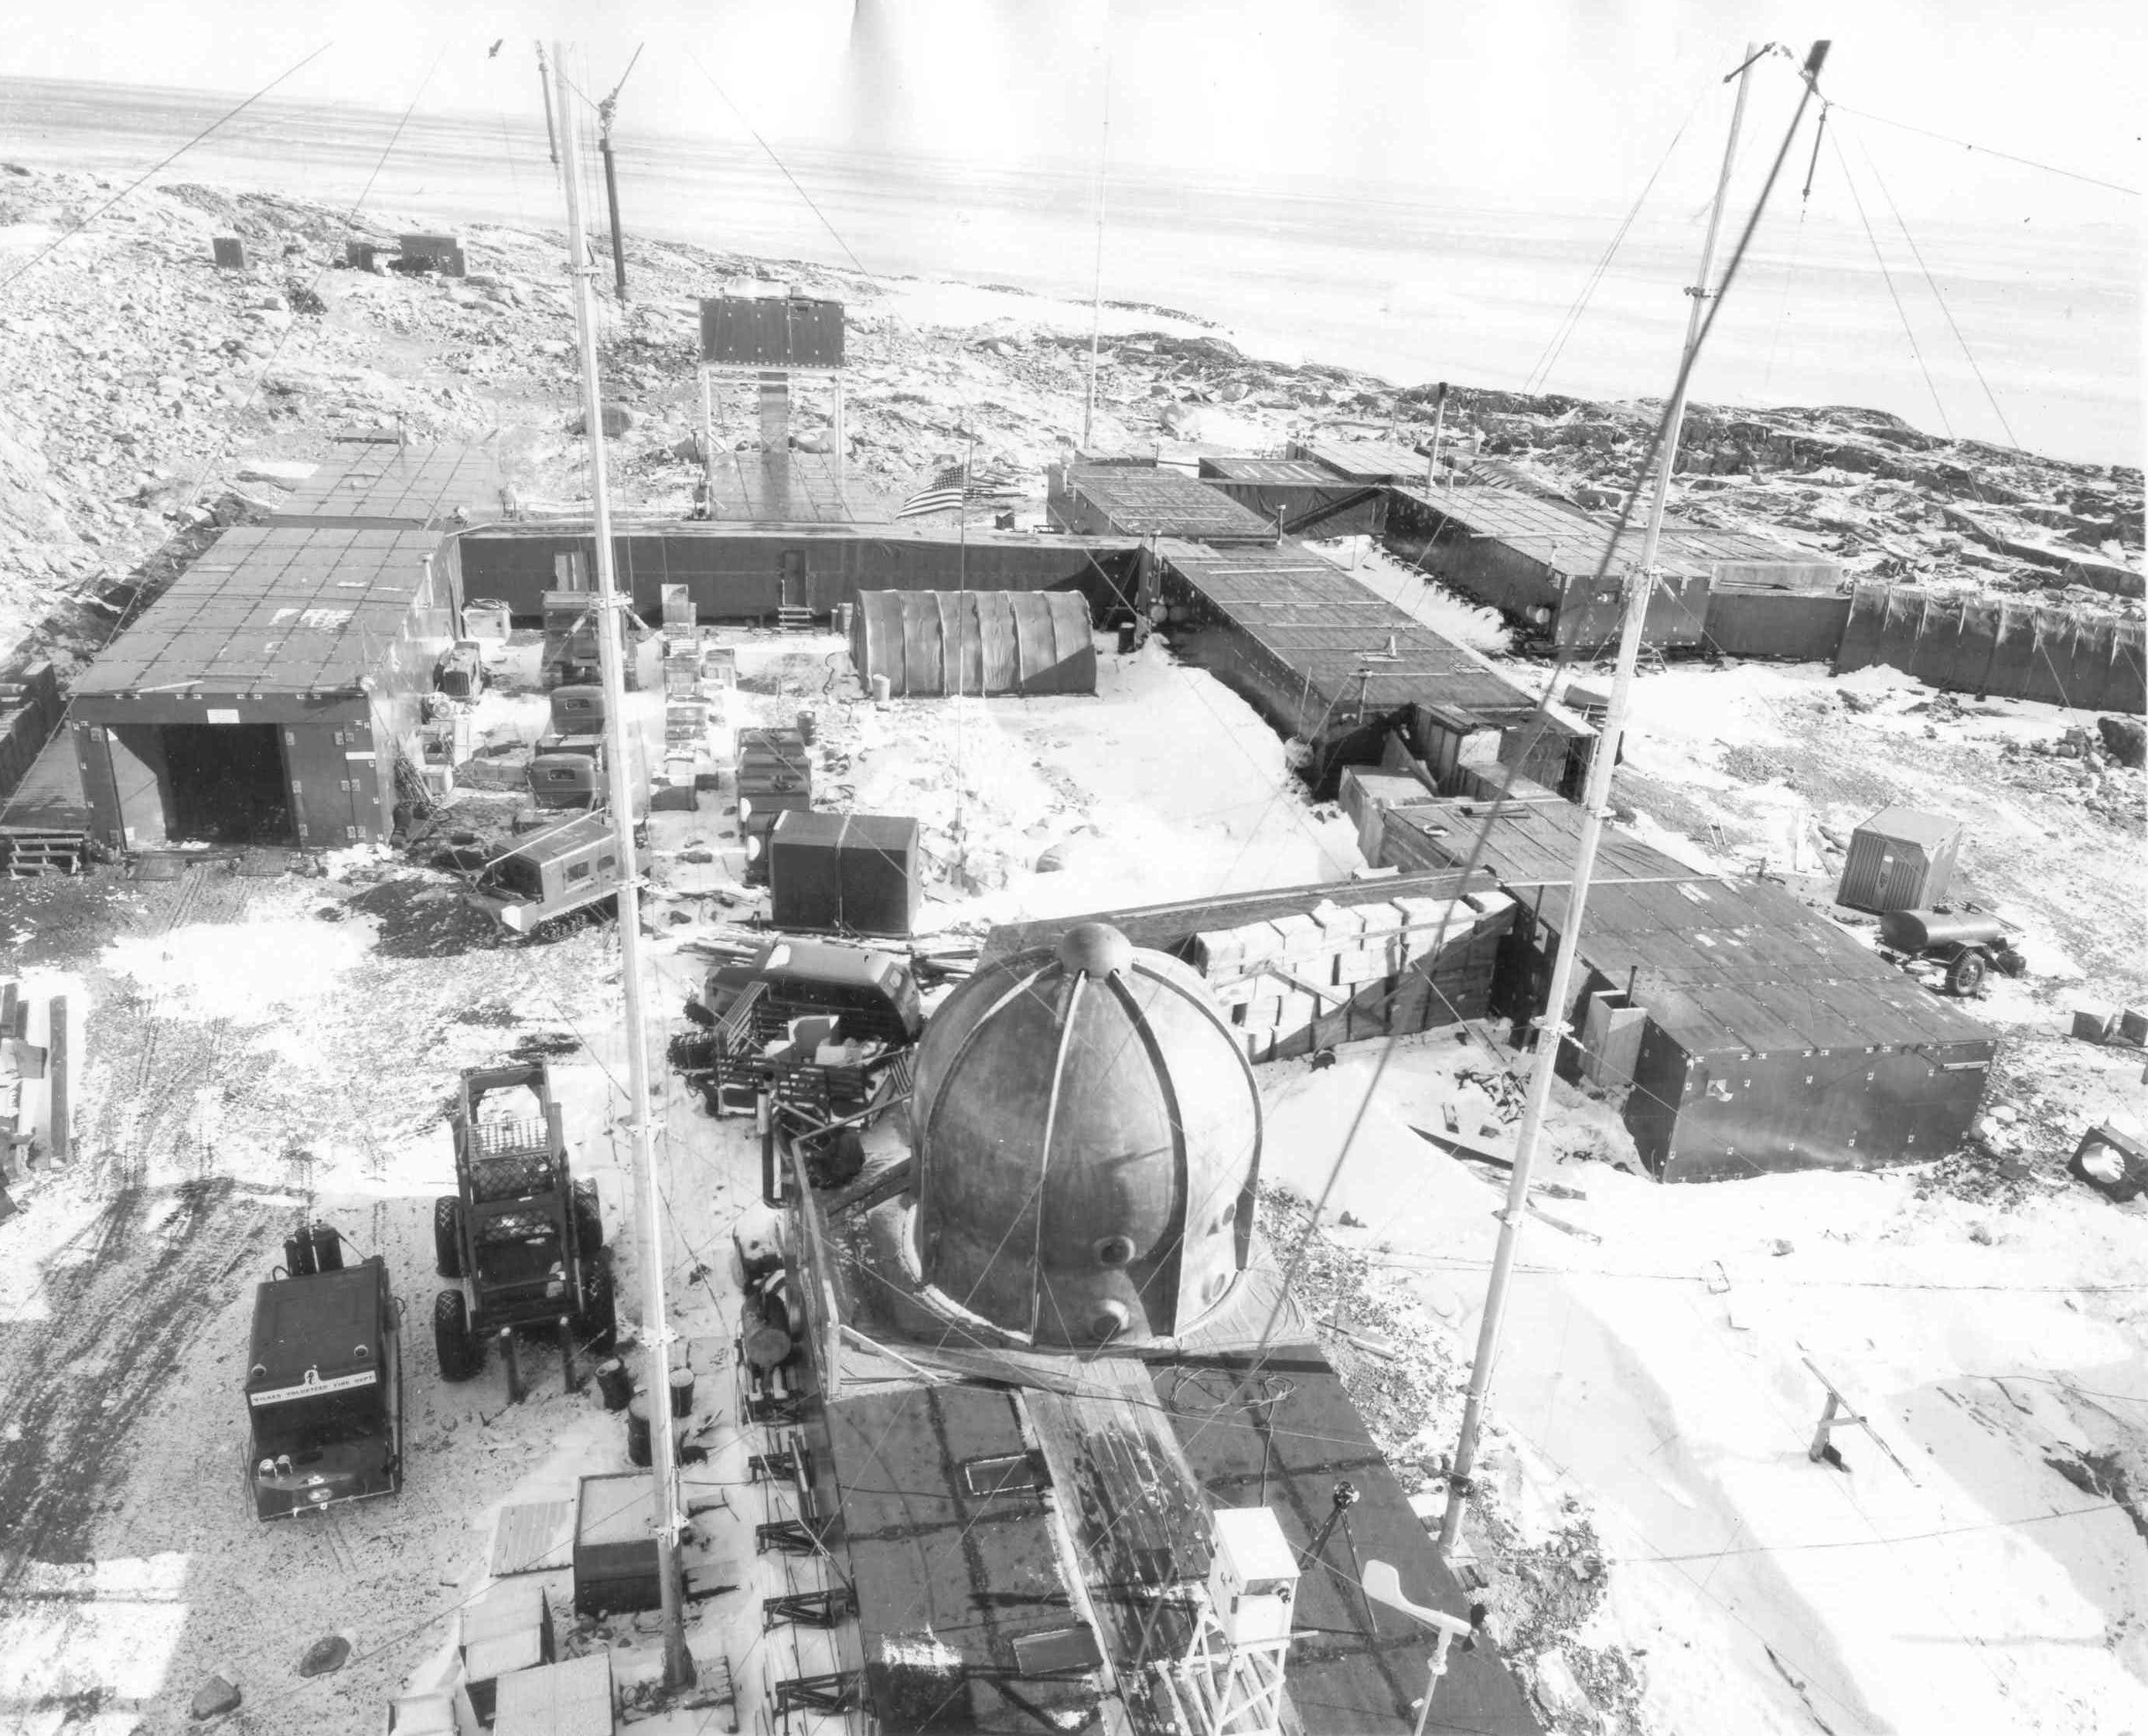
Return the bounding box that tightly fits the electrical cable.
[1826,101,2139,198]
[0,44,331,301]
[1524,98,1700,395]
[1828,128,1952,438]
[1851,124,2023,451]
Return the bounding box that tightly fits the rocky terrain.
[2,162,2138,684]
[2,161,2146,1736]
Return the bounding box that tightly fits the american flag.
[896,459,1025,519]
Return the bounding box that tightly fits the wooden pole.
[1437,42,1764,1562]
[555,43,694,1689]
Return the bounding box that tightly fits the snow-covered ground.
[1261,1039,2148,1735]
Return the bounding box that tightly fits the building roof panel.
[72,527,442,697]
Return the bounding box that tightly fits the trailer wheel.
[1947,950,1989,998]
[572,1178,604,1256]
[433,1196,464,1280]
[434,1288,482,1382]
[578,1257,619,1355]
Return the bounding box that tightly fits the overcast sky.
[5,1,2141,226]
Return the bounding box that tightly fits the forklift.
[433,1062,615,1393]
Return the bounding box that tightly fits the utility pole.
[534,43,560,170]
[1436,43,1764,1562]
[1083,48,1112,451]
[554,43,694,1690]
[597,45,643,302]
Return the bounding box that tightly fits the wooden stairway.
[776,605,817,635]
[0,830,89,877]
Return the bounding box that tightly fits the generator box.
[769,810,920,938]
[573,1473,660,1618]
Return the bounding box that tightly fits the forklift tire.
[572,1178,604,1256]
[433,1196,464,1280]
[434,1288,482,1382]
[1946,950,1989,998]
[577,1257,619,1355]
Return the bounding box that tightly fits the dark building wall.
[1202,479,1386,539]
[1703,588,1853,660]
[0,664,63,804]
[1383,492,1710,652]
[460,529,1143,624]
[1835,583,2146,711]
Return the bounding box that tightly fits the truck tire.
[1947,950,1989,998]
[434,1196,464,1280]
[572,1178,604,1256]
[434,1288,482,1382]
[577,1256,619,1355]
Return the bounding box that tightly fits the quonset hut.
[64,527,457,849]
[748,922,1543,1736]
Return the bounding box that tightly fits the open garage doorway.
[158,723,294,844]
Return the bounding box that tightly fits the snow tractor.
[244,1224,404,1520]
[432,1062,615,1390]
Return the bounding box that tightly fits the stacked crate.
[656,588,715,809]
[1192,888,1515,1062]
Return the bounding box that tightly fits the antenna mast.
[1434,41,1767,1561]
[598,43,643,302]
[1083,47,1112,451]
[534,43,560,169]
[554,41,694,1689]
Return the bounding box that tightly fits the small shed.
[769,810,920,938]
[397,233,467,276]
[1836,806,1963,913]
[491,1652,613,1736]
[573,1474,659,1618]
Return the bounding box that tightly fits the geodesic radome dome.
[910,921,1262,1347]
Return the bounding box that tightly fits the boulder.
[2096,714,2146,768]
[568,402,633,438]
[190,1675,241,1720]
[297,1635,351,1678]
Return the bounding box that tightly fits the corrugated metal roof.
[1290,437,1432,482]
[1067,468,1276,537]
[1390,486,1836,586]
[71,527,440,698]
[1158,541,1545,719]
[266,443,502,528]
[701,451,893,525]
[1198,457,1347,486]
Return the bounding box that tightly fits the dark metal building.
[1195,456,1387,538]
[459,524,1142,624]
[1154,541,1590,796]
[698,294,845,369]
[65,528,456,850]
[1372,795,1994,1180]
[1383,485,1839,653]
[1048,462,1278,544]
